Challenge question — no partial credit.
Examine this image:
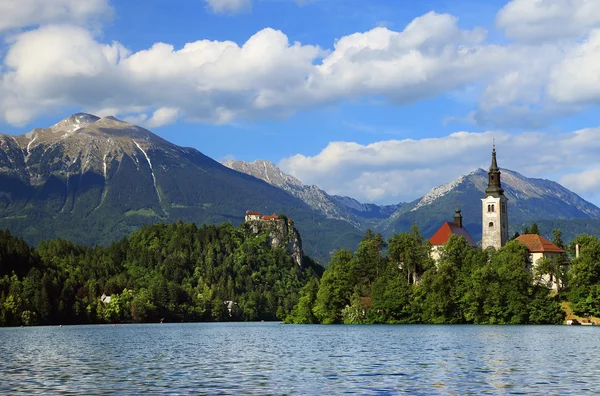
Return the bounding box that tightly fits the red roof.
[516,234,565,253]
[245,210,261,215]
[429,222,477,247]
[261,214,279,221]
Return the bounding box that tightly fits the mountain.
[0,114,363,262]
[380,168,600,242]
[222,159,600,244]
[222,159,402,228]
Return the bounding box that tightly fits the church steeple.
[485,143,504,197]
[481,143,509,250]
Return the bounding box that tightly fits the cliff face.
[245,219,303,266]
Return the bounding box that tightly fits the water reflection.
[1,323,599,394]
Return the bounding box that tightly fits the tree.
[552,229,565,250]
[313,250,358,324]
[530,223,540,235]
[355,229,387,291]
[285,277,319,324]
[388,225,432,285]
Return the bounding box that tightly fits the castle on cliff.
[245,210,292,224]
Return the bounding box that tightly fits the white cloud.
[560,168,600,193]
[146,107,180,128]
[278,127,600,204]
[204,0,251,14]
[0,0,112,32]
[497,0,600,42]
[0,25,128,125]
[0,2,599,129]
[0,25,322,125]
[548,29,600,104]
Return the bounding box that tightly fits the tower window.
[489,222,494,227]
[492,204,495,212]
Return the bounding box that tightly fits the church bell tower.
[481,144,509,250]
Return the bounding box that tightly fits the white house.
[516,234,565,290]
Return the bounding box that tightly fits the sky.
[1,0,600,205]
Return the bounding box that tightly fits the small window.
[492,204,495,212]
[489,222,494,227]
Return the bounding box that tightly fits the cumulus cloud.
[0,11,525,127]
[278,128,600,204]
[146,107,180,128]
[0,1,599,129]
[548,29,600,104]
[497,0,600,42]
[204,0,251,14]
[560,168,600,194]
[0,26,322,125]
[0,0,112,32]
[0,25,128,125]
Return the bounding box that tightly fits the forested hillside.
[0,223,322,326]
[287,227,600,325]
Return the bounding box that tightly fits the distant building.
[481,145,509,250]
[516,234,565,290]
[245,210,261,222]
[244,210,292,224]
[429,209,477,262]
[100,294,112,304]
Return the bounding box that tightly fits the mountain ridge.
[0,113,364,262]
[224,159,600,243]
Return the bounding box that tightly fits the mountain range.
[223,160,600,243]
[1,113,599,264]
[0,114,363,263]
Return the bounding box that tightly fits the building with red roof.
[261,213,279,221]
[429,209,477,262]
[515,234,565,290]
[245,210,261,222]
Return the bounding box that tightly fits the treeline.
[0,223,321,326]
[3,221,599,327]
[287,226,600,325]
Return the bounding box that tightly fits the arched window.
[489,222,494,227]
[492,204,495,212]
[487,205,491,212]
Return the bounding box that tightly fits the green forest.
[1,220,599,327]
[0,222,322,326]
[286,226,600,325]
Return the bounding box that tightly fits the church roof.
[429,222,477,247]
[516,234,565,253]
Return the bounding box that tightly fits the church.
[429,145,508,252]
[429,145,564,281]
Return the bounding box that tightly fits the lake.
[1,323,599,394]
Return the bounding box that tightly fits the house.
[515,234,565,290]
[429,209,477,262]
[100,294,112,304]
[245,210,261,222]
[261,213,279,221]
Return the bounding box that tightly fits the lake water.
[1,323,599,394]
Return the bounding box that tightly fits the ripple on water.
[1,323,600,394]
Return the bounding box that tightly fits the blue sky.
[1,0,600,205]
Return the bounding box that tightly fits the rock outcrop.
[245,217,303,267]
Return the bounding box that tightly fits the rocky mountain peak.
[50,113,100,133]
[223,159,304,189]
